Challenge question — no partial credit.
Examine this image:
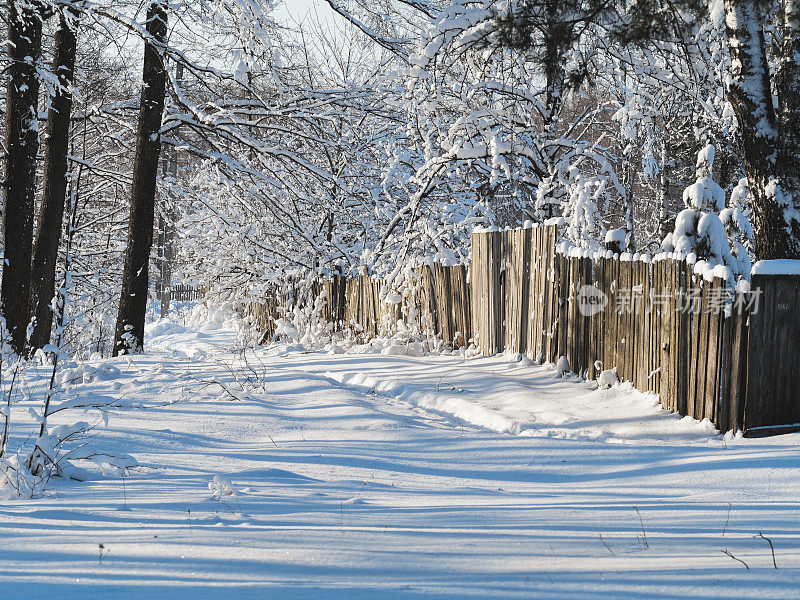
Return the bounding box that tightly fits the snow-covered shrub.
[663,144,751,280]
[559,164,616,249]
[605,229,626,254]
[720,178,755,278]
[597,367,619,389]
[671,210,735,268]
[684,145,726,212]
[0,352,137,499]
[209,475,238,498]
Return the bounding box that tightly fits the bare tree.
[1,0,44,354]
[29,5,79,353]
[113,0,168,355]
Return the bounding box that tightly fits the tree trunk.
[623,157,635,252]
[158,215,173,319]
[657,142,669,241]
[158,62,180,320]
[724,0,800,259]
[28,10,78,353]
[776,0,800,247]
[542,1,566,156]
[1,1,43,354]
[157,204,174,319]
[113,1,168,355]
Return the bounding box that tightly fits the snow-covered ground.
[3,316,800,598]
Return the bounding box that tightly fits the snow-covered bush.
[720,178,755,278]
[605,229,627,254]
[553,161,619,249]
[662,144,752,280]
[0,350,137,499]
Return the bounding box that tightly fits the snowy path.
[3,319,800,598]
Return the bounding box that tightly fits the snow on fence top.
[751,259,800,276]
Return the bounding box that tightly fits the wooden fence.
[247,225,800,436]
[316,267,471,347]
[473,226,753,432]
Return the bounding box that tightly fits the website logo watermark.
[577,285,760,316]
[578,285,608,317]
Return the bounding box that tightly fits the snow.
[597,367,619,389]
[752,259,800,276]
[604,228,626,245]
[696,143,716,173]
[3,317,800,598]
[683,176,726,212]
[555,355,571,377]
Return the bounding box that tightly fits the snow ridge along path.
[2,318,800,599]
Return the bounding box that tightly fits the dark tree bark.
[113,1,168,355]
[1,1,43,354]
[724,0,800,259]
[28,10,78,353]
[776,0,800,248]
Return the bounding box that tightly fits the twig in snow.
[98,543,109,565]
[755,532,777,568]
[722,503,732,536]
[268,435,278,448]
[599,534,614,555]
[200,379,245,401]
[721,548,749,569]
[633,506,648,549]
[211,495,241,517]
[0,363,19,459]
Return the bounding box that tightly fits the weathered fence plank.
[744,273,800,432]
